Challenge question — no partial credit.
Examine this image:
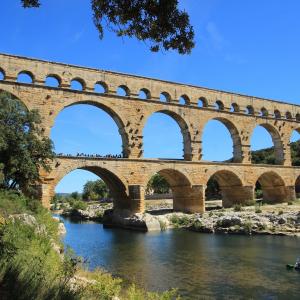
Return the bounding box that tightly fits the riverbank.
[57,200,300,236]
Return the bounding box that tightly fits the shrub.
[278,210,283,215]
[78,268,122,300]
[193,220,203,231]
[255,207,262,213]
[233,204,242,212]
[71,200,88,211]
[0,219,76,300]
[208,211,213,217]
[287,201,293,206]
[170,215,191,228]
[158,219,167,231]
[243,221,253,234]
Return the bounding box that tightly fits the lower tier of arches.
[38,157,300,214]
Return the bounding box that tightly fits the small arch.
[94,81,108,93]
[296,113,300,122]
[17,71,34,84]
[285,111,293,120]
[198,97,208,108]
[274,109,281,119]
[260,107,269,117]
[117,85,130,97]
[0,68,5,80]
[179,94,190,105]
[215,100,224,110]
[246,105,254,115]
[230,103,240,112]
[45,75,61,88]
[145,169,193,213]
[138,88,151,100]
[71,78,85,91]
[205,170,244,208]
[255,171,287,203]
[160,92,171,102]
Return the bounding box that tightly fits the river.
[57,215,300,299]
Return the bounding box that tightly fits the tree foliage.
[0,91,54,193]
[82,179,109,201]
[146,173,170,194]
[21,0,195,54]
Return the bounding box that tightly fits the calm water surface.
[57,215,300,299]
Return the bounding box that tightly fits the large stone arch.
[48,161,130,210]
[144,168,203,213]
[200,117,243,163]
[251,122,284,165]
[255,171,287,203]
[205,170,252,207]
[52,100,130,158]
[142,109,192,160]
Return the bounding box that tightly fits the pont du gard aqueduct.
[1,53,300,214]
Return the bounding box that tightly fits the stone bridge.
[0,53,300,213]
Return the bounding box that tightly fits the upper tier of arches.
[1,54,300,121]
[2,87,300,165]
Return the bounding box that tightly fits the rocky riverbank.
[61,203,113,221]
[102,209,300,236]
[57,201,300,236]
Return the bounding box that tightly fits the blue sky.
[1,0,300,192]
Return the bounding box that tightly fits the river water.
[58,216,300,299]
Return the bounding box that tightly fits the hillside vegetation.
[251,140,300,165]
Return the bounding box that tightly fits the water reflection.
[58,216,300,299]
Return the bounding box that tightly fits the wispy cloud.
[71,28,85,43]
[204,21,246,65]
[206,21,227,51]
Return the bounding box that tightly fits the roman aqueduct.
[1,53,300,214]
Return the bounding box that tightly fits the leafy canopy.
[82,179,109,200]
[21,0,195,54]
[0,91,54,192]
[146,173,170,194]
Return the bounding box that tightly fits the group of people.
[55,153,123,159]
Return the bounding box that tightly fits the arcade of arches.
[1,53,300,214]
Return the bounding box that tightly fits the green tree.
[205,178,221,200]
[21,0,195,54]
[0,91,54,193]
[82,180,109,201]
[70,191,80,200]
[146,173,170,194]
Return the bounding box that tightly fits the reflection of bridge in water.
[0,53,300,214]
